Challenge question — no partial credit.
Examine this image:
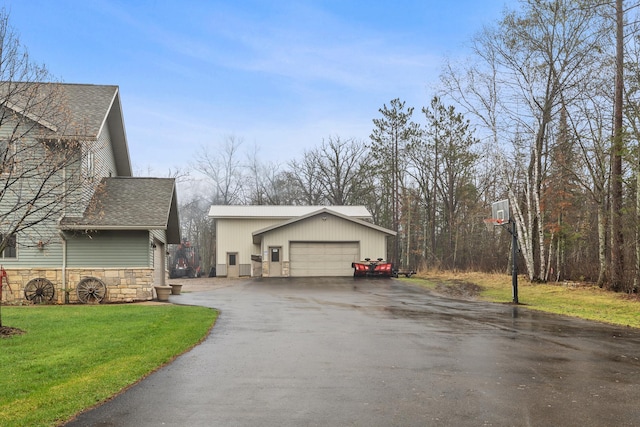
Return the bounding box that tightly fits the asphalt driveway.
[65,278,640,426]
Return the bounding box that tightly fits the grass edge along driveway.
[0,304,217,427]
[406,270,640,329]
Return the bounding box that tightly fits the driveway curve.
[65,278,640,426]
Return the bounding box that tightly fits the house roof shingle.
[60,177,181,243]
[59,84,132,176]
[59,84,119,137]
[0,82,132,176]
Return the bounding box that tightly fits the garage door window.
[271,248,280,262]
[229,253,236,265]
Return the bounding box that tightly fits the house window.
[0,234,17,258]
[0,140,14,175]
[86,150,95,179]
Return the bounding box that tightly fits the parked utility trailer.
[169,240,201,278]
[393,268,416,278]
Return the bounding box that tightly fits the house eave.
[60,225,167,231]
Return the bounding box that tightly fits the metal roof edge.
[208,205,372,219]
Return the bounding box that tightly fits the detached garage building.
[209,205,396,277]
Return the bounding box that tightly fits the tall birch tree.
[442,0,607,281]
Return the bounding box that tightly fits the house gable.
[1,83,131,177]
[60,84,131,177]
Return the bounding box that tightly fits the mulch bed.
[434,280,483,299]
[0,326,26,337]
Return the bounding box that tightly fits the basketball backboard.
[491,199,509,223]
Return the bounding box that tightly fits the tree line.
[180,0,640,292]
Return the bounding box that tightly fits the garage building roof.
[209,205,372,220]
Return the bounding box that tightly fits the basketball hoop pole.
[490,199,518,304]
[509,220,518,304]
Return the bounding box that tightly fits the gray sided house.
[209,205,396,278]
[59,177,180,300]
[0,83,180,303]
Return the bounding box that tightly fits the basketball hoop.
[486,199,519,304]
[483,218,504,232]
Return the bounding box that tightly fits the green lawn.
[0,304,217,427]
[406,271,640,328]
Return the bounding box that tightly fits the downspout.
[60,164,67,304]
[59,231,67,304]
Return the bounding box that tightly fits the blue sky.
[4,1,508,175]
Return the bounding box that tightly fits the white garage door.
[290,242,359,277]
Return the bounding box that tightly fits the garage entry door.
[290,242,359,277]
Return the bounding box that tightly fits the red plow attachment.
[352,258,393,278]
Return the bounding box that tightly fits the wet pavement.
[65,278,640,426]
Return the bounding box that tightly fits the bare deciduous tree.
[442,0,607,282]
[194,135,245,205]
[0,9,90,257]
[287,153,325,205]
[316,136,368,206]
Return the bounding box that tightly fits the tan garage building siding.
[215,218,282,276]
[210,206,396,278]
[256,213,389,262]
[256,212,391,277]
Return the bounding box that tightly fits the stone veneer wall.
[260,260,290,277]
[0,268,155,304]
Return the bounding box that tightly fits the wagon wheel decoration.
[76,277,107,304]
[24,278,55,304]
